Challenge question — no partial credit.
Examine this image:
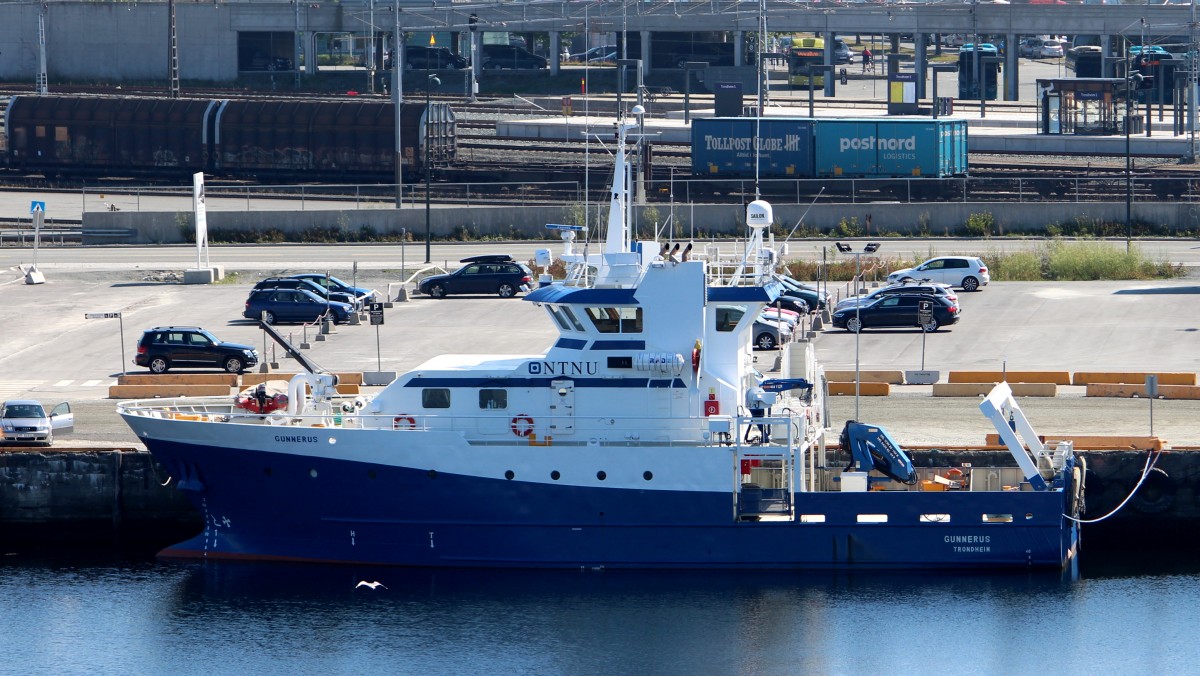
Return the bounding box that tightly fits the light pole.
[836,241,880,421]
[392,5,403,209]
[424,74,440,264]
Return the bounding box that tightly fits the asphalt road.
[7,239,1200,274]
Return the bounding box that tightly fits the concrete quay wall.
[85,201,1200,245]
[0,447,1191,549]
[0,450,201,547]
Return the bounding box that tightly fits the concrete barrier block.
[985,433,1164,451]
[109,384,235,399]
[828,381,890,396]
[1086,383,1200,399]
[1073,371,1197,386]
[825,370,904,385]
[117,374,238,386]
[1011,383,1057,397]
[948,370,1071,385]
[932,383,992,397]
[933,382,1057,397]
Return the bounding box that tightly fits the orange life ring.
[511,415,535,437]
[393,415,416,430]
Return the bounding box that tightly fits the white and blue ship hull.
[135,422,1078,570]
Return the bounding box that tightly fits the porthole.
[264,467,272,476]
[428,469,438,479]
[309,469,318,478]
[505,470,515,480]
[643,471,653,481]
[328,437,337,445]
[597,471,607,481]
[551,470,561,480]
[367,470,377,480]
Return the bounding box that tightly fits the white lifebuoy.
[511,415,535,437]
[393,415,416,430]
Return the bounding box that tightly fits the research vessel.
[119,116,1082,569]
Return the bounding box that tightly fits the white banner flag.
[193,172,209,268]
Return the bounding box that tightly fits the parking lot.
[3,254,1199,446]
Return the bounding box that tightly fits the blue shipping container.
[691,118,815,179]
[812,118,968,178]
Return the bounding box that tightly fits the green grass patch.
[811,239,1185,283]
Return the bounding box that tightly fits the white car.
[1039,40,1065,58]
[887,256,990,292]
[1,400,74,446]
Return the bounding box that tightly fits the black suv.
[481,44,547,69]
[399,46,468,70]
[252,277,359,309]
[134,327,259,374]
[417,255,533,298]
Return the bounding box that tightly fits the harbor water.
[3,551,1199,675]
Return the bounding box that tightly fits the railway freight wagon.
[3,95,456,181]
[691,117,968,199]
[211,99,455,179]
[3,95,217,179]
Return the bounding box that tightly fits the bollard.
[299,329,311,350]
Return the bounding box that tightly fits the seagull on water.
[356,580,387,590]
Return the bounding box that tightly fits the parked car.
[770,295,810,316]
[717,306,792,350]
[835,281,959,311]
[570,45,617,61]
[397,45,468,70]
[1018,37,1062,59]
[289,274,379,304]
[481,44,548,69]
[778,277,830,311]
[418,255,533,298]
[833,38,856,64]
[887,256,990,291]
[1,400,73,446]
[244,288,355,324]
[252,277,360,308]
[1040,40,1066,58]
[134,326,260,374]
[830,294,960,333]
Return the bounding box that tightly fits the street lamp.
[836,241,880,421]
[424,74,440,264]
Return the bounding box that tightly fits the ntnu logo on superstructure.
[528,360,598,375]
[704,135,803,152]
[839,135,917,153]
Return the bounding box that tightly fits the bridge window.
[559,306,585,331]
[422,388,450,409]
[716,306,743,332]
[799,514,826,523]
[857,514,888,523]
[479,389,507,410]
[982,514,1013,523]
[920,514,951,523]
[548,306,571,331]
[584,307,642,334]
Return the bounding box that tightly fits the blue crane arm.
[839,420,917,485]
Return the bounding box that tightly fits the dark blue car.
[244,288,354,325]
[288,274,377,303]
